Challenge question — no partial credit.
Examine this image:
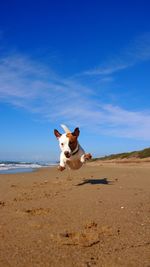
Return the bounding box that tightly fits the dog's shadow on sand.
[76,178,112,186]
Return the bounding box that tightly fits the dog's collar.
[71,144,79,156]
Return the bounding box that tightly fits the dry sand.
[0,163,150,267]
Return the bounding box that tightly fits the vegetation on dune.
[93,147,150,161]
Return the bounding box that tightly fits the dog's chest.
[66,158,83,170]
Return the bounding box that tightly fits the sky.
[0,0,150,162]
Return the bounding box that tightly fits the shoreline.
[0,165,57,175]
[0,163,149,266]
[1,157,150,175]
[0,167,37,175]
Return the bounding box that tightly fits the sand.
[0,163,150,267]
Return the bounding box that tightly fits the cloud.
[100,105,150,140]
[0,53,93,119]
[50,103,150,140]
[80,32,150,76]
[0,34,150,141]
[83,63,128,76]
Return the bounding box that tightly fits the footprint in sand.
[52,221,112,247]
[0,201,5,207]
[24,207,51,216]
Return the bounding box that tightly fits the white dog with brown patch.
[54,124,92,171]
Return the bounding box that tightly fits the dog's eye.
[61,143,64,146]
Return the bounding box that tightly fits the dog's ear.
[54,129,62,139]
[72,127,80,137]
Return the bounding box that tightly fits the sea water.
[0,161,56,174]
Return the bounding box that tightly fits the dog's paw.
[58,166,65,171]
[84,153,92,160]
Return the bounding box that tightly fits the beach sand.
[0,163,150,267]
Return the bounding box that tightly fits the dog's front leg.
[58,152,66,171]
[80,153,92,163]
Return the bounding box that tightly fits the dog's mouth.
[64,151,71,158]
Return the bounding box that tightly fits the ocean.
[0,161,56,174]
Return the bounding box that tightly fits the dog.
[54,124,92,171]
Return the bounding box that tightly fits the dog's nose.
[64,151,71,158]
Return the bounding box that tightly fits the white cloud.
[100,105,150,140]
[50,103,150,140]
[83,63,128,76]
[0,33,150,141]
[80,32,150,77]
[0,53,94,118]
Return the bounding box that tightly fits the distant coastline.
[92,147,150,162]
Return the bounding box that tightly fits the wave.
[0,161,56,171]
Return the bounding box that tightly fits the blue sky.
[0,0,150,162]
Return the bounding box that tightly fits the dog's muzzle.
[64,151,71,158]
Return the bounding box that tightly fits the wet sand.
[0,163,150,267]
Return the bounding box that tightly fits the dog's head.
[54,127,80,158]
